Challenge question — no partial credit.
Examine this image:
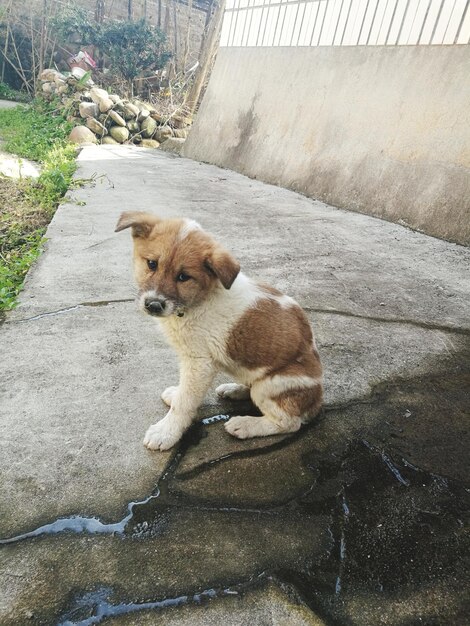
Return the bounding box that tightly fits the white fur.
[276,294,297,309]
[178,219,202,241]
[216,383,251,400]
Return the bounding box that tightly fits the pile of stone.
[39,68,191,151]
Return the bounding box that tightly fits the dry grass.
[0,178,51,253]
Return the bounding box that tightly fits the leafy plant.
[51,5,171,90]
[0,231,43,310]
[0,81,30,103]
[49,3,98,47]
[27,143,77,208]
[97,19,171,85]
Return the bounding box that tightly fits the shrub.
[51,5,171,90]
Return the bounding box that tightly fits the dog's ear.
[115,211,160,238]
[205,246,240,289]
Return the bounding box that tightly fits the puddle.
[1,430,468,625]
[288,440,470,623]
[0,492,159,545]
[58,586,223,626]
[1,377,468,626]
[46,438,468,625]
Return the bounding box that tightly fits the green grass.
[0,98,76,311]
[0,99,72,161]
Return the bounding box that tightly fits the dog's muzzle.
[142,293,184,317]
[144,296,167,316]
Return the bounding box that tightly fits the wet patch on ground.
[1,351,469,625]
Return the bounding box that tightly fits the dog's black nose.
[145,299,165,315]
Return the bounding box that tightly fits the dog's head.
[115,211,240,317]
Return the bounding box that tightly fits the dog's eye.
[177,272,191,282]
[147,259,157,271]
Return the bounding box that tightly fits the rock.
[68,126,98,145]
[86,117,107,136]
[125,102,140,117]
[118,104,136,121]
[140,139,160,149]
[57,85,68,94]
[109,94,122,104]
[99,97,114,113]
[158,137,185,154]
[90,87,109,104]
[108,110,126,127]
[39,69,60,82]
[173,128,188,139]
[101,136,119,145]
[138,108,150,122]
[126,120,140,134]
[150,111,165,123]
[133,98,152,111]
[98,114,112,128]
[110,126,129,143]
[154,125,173,143]
[141,117,157,138]
[132,134,142,143]
[41,82,54,94]
[54,77,67,88]
[79,102,99,119]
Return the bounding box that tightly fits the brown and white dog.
[115,211,323,451]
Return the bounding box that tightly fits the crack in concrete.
[5,298,135,324]
[304,306,470,336]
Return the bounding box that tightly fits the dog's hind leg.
[216,383,251,400]
[225,375,322,439]
[161,385,179,406]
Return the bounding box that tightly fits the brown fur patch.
[269,348,323,379]
[274,384,323,420]
[227,297,320,376]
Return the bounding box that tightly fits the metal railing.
[221,0,470,46]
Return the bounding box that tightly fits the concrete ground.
[0,145,469,625]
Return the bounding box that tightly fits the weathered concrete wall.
[183,46,470,245]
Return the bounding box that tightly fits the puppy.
[115,211,323,451]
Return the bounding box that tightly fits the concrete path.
[0,99,23,109]
[1,145,469,625]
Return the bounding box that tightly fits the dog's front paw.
[143,420,182,451]
[161,385,179,407]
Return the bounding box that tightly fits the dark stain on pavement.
[1,357,469,625]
